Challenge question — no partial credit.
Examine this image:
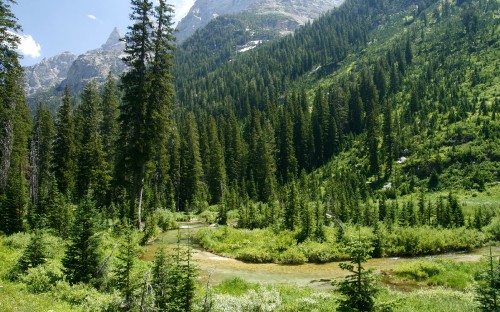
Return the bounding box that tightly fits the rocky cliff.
[23,51,77,96]
[62,27,126,94]
[175,0,344,42]
[24,27,126,96]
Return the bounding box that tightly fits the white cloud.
[17,34,42,58]
[88,14,97,20]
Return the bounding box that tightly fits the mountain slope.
[171,0,499,204]
[175,0,344,42]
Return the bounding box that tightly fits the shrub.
[300,241,347,263]
[53,281,121,312]
[236,247,274,263]
[4,232,30,249]
[21,261,63,293]
[393,260,444,281]
[278,246,307,265]
[155,209,178,231]
[214,277,258,296]
[485,217,500,241]
[211,287,282,312]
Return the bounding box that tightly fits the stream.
[142,221,500,289]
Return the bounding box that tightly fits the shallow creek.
[142,221,500,289]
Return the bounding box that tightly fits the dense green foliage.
[1,0,500,310]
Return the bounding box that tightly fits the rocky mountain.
[23,51,77,96]
[62,27,126,94]
[24,27,126,97]
[23,1,344,100]
[175,0,344,42]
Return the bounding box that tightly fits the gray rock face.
[62,27,126,94]
[23,51,77,96]
[23,27,126,96]
[176,0,344,42]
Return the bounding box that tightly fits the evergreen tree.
[114,227,141,310]
[167,123,181,210]
[224,111,246,183]
[0,0,31,234]
[205,117,226,204]
[52,86,76,198]
[382,100,394,178]
[29,104,55,225]
[348,86,363,135]
[119,0,176,228]
[44,176,73,237]
[475,246,500,311]
[16,230,48,273]
[152,247,170,311]
[179,112,204,211]
[100,73,120,172]
[75,80,110,205]
[62,194,103,286]
[277,110,298,183]
[336,239,379,312]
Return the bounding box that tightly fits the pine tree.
[167,123,181,210]
[100,73,120,172]
[277,110,298,183]
[62,194,103,286]
[44,176,73,237]
[348,86,363,135]
[75,80,110,205]
[114,227,141,310]
[475,246,500,311]
[16,230,48,273]
[29,104,55,225]
[119,0,176,228]
[152,247,169,311]
[382,100,394,178]
[284,182,299,231]
[206,117,226,204]
[52,86,76,198]
[224,111,246,183]
[0,0,31,234]
[336,239,379,312]
[179,112,204,211]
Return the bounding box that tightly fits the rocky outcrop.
[23,28,126,96]
[175,0,344,42]
[61,27,126,94]
[23,51,77,96]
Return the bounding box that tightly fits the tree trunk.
[0,120,14,191]
[136,163,146,230]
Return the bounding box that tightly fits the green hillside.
[1,0,500,311]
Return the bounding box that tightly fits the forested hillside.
[1,0,499,311]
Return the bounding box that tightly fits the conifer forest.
[0,0,499,311]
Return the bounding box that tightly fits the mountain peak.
[101,27,124,51]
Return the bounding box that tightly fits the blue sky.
[12,0,194,66]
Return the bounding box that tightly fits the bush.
[300,241,347,263]
[236,247,274,263]
[214,277,258,296]
[21,261,63,293]
[4,232,30,249]
[278,246,307,265]
[393,260,444,281]
[53,281,121,312]
[211,287,282,312]
[155,209,178,231]
[485,217,500,241]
